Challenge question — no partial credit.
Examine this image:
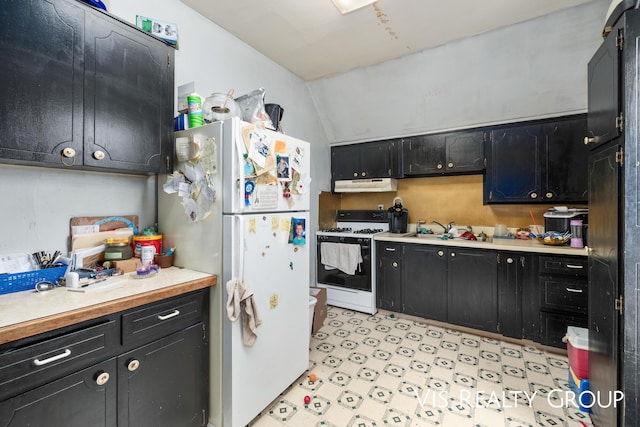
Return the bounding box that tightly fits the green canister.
[187,93,204,128]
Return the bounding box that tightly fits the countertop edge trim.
[0,275,216,345]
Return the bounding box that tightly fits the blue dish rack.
[0,265,68,295]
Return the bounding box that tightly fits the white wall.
[308,0,610,143]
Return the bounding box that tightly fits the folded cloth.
[320,242,362,275]
[226,278,262,346]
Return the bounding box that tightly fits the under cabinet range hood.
[334,178,398,193]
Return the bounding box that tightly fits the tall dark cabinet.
[586,7,640,426]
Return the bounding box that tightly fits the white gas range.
[316,210,389,314]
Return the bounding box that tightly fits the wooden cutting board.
[69,216,139,251]
[70,215,139,234]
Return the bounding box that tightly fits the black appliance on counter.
[388,197,408,233]
[543,208,588,234]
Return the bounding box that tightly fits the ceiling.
[181,0,596,81]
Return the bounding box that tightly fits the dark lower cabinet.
[0,358,117,427]
[376,240,589,347]
[377,243,497,332]
[376,242,403,311]
[0,289,209,427]
[403,244,447,321]
[447,248,497,332]
[537,255,588,348]
[498,252,533,339]
[118,323,207,427]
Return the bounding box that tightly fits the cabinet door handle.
[353,172,358,177]
[438,250,444,257]
[447,162,454,168]
[437,163,443,169]
[566,264,584,269]
[158,309,180,320]
[392,262,398,268]
[545,192,553,199]
[506,257,514,264]
[127,359,140,372]
[566,287,584,293]
[33,349,71,366]
[95,371,110,385]
[385,247,396,252]
[584,136,600,145]
[450,252,456,257]
[361,172,366,176]
[530,192,538,199]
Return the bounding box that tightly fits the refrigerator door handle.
[232,215,245,282]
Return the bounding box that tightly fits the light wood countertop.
[0,267,216,345]
[375,232,588,256]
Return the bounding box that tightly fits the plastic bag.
[235,88,274,129]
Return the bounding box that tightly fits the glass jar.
[105,242,133,260]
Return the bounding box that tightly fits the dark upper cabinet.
[0,0,85,165]
[542,117,589,202]
[0,0,174,174]
[84,12,173,173]
[403,129,484,176]
[331,139,400,183]
[484,115,588,204]
[586,27,621,149]
[485,124,541,203]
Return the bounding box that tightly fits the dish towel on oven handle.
[320,242,363,275]
[226,278,262,346]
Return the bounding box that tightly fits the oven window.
[316,237,372,291]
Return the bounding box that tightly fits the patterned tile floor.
[249,306,593,427]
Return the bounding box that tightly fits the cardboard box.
[112,258,139,273]
[310,286,327,335]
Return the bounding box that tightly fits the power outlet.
[377,204,384,210]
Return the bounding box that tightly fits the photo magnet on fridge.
[289,218,306,245]
[276,155,291,181]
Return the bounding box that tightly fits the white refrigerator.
[158,118,311,427]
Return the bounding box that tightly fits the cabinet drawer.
[0,319,118,401]
[122,291,205,347]
[539,256,587,277]
[540,276,588,313]
[539,311,587,348]
[377,242,403,257]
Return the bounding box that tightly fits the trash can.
[309,296,317,341]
